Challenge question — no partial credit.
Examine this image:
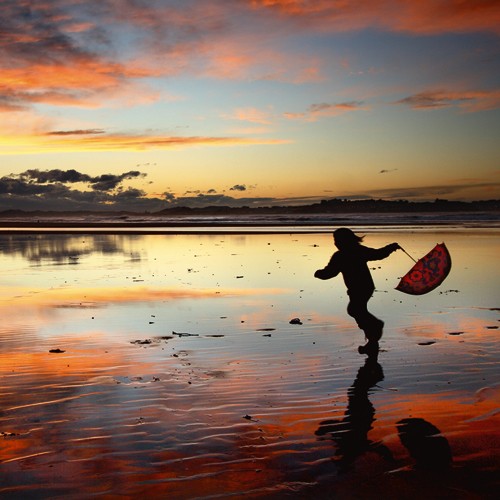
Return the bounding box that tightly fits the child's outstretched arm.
[314,253,341,280]
[365,243,400,261]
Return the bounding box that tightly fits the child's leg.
[365,317,383,342]
[347,293,383,342]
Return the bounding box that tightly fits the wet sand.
[0,229,498,498]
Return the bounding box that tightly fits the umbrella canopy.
[396,243,451,295]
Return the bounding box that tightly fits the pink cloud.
[1,0,497,126]
[249,0,500,35]
[395,89,500,112]
[227,107,273,124]
[1,130,290,155]
[284,101,368,121]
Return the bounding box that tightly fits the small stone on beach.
[172,331,199,337]
[243,414,258,422]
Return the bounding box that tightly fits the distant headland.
[0,198,498,229]
[1,197,499,216]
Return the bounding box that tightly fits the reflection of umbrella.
[396,243,451,295]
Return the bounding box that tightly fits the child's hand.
[389,243,400,252]
[314,269,329,279]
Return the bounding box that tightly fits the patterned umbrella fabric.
[396,243,451,295]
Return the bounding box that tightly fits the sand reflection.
[0,230,498,497]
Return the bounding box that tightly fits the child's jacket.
[315,244,398,296]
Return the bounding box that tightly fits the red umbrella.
[396,243,451,295]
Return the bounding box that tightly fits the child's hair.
[333,227,364,248]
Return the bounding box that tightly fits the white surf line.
[2,450,53,464]
[5,391,102,412]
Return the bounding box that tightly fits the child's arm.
[314,253,341,280]
[365,243,400,261]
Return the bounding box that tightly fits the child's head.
[333,228,364,250]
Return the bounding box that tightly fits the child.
[314,228,400,354]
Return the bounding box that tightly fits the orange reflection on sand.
[1,349,498,497]
[0,344,128,388]
[0,285,290,308]
[371,390,500,465]
[400,311,499,341]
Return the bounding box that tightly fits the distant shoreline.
[1,199,499,233]
[0,210,499,234]
[1,197,498,218]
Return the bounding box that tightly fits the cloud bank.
[0,168,497,212]
[1,0,498,121]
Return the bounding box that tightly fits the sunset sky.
[1,0,499,211]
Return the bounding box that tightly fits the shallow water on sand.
[0,229,498,498]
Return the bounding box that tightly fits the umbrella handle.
[399,246,417,263]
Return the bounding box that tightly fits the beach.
[0,226,498,498]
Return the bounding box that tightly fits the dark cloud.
[230,184,246,191]
[363,181,500,201]
[285,101,366,120]
[90,171,144,191]
[395,91,472,109]
[16,169,145,192]
[162,192,276,208]
[0,1,84,64]
[309,101,363,113]
[46,129,106,136]
[183,188,221,196]
[0,169,156,211]
[163,191,176,202]
[20,169,92,184]
[0,177,49,196]
[114,187,146,199]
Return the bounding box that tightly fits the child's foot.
[365,320,384,342]
[358,341,379,356]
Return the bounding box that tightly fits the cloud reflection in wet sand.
[0,231,498,498]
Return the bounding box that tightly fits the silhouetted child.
[314,228,399,354]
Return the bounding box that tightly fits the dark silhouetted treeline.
[1,198,499,219]
[156,198,500,215]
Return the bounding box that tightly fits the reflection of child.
[314,228,399,354]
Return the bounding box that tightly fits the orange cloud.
[249,0,500,35]
[196,33,325,84]
[0,131,290,154]
[1,0,497,122]
[284,101,368,121]
[0,60,160,109]
[396,88,500,112]
[227,107,273,124]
